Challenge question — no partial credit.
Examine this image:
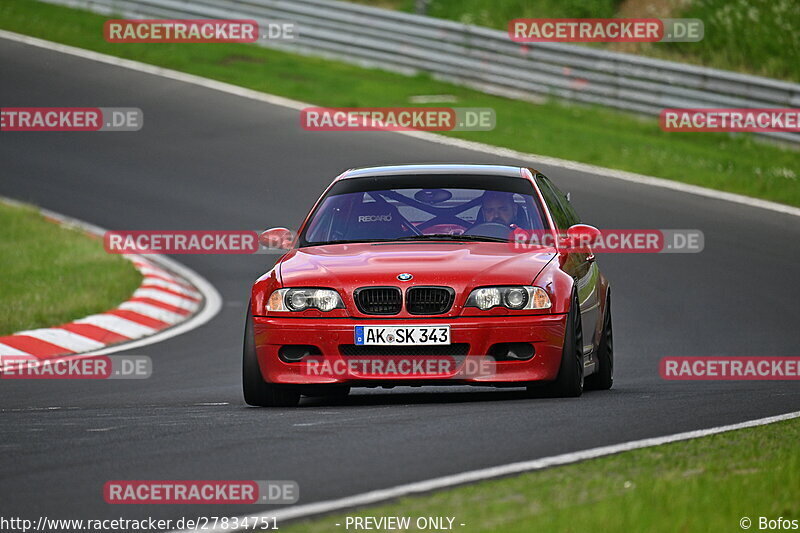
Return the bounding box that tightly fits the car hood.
[278,242,555,291]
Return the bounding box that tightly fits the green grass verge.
[355,0,800,83]
[1,0,798,206]
[643,0,800,82]
[0,201,141,336]
[281,417,800,533]
[367,0,621,26]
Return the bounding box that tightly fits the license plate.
[355,325,451,346]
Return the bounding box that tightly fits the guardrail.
[43,0,800,143]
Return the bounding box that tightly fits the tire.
[242,304,301,407]
[585,290,613,391]
[535,291,584,398]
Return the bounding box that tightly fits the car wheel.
[585,290,613,391]
[242,304,301,407]
[538,290,584,398]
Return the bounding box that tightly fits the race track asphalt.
[1,37,799,525]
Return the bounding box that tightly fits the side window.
[536,175,570,229]
[538,175,580,228]
[552,181,581,227]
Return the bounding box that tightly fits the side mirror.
[565,224,601,251]
[259,227,294,250]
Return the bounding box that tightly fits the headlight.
[465,286,551,310]
[266,288,344,312]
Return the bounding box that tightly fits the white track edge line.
[174,409,800,532]
[0,29,797,219]
[0,195,222,359]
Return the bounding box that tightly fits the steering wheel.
[463,222,512,239]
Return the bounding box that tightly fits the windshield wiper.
[305,238,388,246]
[306,234,508,246]
[393,234,508,243]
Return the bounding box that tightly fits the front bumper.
[253,314,568,386]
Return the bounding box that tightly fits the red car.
[244,164,613,406]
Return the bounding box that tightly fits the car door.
[536,174,600,358]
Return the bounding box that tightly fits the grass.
[281,417,800,533]
[1,0,798,207]
[390,0,621,26]
[0,201,141,336]
[355,0,800,82]
[350,0,621,21]
[637,0,800,82]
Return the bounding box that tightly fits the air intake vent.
[339,344,469,357]
[354,287,402,315]
[406,286,455,315]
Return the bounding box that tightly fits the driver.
[479,191,519,226]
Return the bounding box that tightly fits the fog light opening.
[488,342,535,361]
[278,345,321,363]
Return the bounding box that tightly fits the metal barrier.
[42,0,800,143]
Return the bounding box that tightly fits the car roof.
[339,164,527,180]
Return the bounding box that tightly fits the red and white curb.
[0,198,221,360]
[0,256,200,358]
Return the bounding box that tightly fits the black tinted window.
[537,176,569,229]
[537,175,580,228]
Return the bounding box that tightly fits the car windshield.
[300,174,548,246]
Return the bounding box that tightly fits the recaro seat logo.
[358,214,392,222]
